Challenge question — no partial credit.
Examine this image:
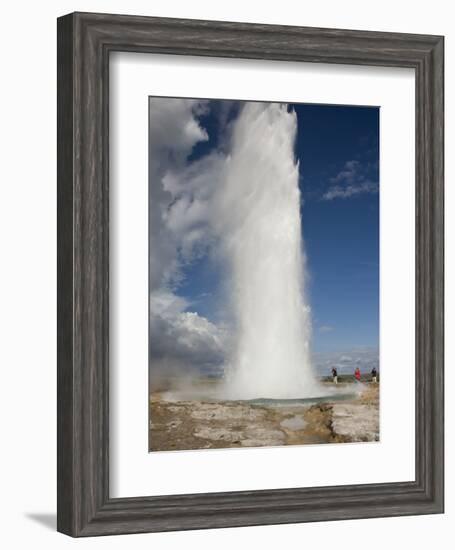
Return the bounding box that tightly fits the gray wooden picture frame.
[57,11,444,537]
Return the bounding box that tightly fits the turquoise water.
[242,393,357,406]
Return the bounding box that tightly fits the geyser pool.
[243,393,358,406]
[216,103,321,400]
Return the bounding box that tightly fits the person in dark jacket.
[371,367,378,383]
[331,367,338,385]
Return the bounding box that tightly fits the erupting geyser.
[217,103,320,399]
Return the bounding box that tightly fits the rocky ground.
[149,381,379,452]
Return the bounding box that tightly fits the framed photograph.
[57,12,444,536]
[146,97,381,453]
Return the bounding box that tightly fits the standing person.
[354,367,361,382]
[331,367,338,385]
[371,367,378,383]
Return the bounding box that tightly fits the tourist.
[354,367,361,382]
[371,367,378,383]
[331,367,338,385]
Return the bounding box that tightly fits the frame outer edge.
[416,35,444,510]
[57,11,445,536]
[57,13,77,536]
[430,36,444,512]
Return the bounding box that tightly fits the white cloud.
[150,290,228,373]
[149,289,189,317]
[322,159,378,200]
[322,180,378,200]
[149,97,215,290]
[162,151,226,263]
[148,99,231,376]
[149,98,209,156]
[329,159,360,184]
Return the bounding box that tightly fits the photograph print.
[149,97,379,452]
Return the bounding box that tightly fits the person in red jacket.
[354,367,361,382]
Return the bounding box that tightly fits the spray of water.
[214,103,321,399]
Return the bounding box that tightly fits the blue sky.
[172,101,379,354]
